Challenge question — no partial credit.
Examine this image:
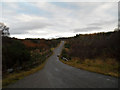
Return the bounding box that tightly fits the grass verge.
[59,57,119,77]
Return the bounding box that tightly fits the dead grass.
[60,57,119,77]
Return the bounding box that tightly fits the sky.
[0,1,118,39]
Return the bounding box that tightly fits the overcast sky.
[0,1,118,39]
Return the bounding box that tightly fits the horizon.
[9,30,117,40]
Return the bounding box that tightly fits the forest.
[60,30,120,77]
[62,30,120,61]
[2,37,60,77]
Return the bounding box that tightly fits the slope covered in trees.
[2,37,60,76]
[60,30,120,77]
[62,31,120,61]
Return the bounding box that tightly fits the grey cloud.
[11,31,27,34]
[13,22,51,30]
[74,26,102,33]
[10,21,52,34]
[89,20,117,26]
[89,23,102,26]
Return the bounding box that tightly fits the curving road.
[7,41,118,88]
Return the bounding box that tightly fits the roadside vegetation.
[60,30,120,77]
[2,37,60,87]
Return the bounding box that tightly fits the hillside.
[60,30,120,77]
[2,37,60,80]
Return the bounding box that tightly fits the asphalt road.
[7,41,118,88]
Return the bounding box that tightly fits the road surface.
[7,41,118,88]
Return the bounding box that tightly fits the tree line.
[2,37,60,75]
[61,30,120,62]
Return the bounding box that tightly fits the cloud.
[1,2,118,39]
[74,26,102,33]
[2,12,52,34]
[11,20,52,34]
[89,19,117,26]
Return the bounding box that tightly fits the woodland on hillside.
[60,30,120,77]
[62,30,120,61]
[2,37,60,76]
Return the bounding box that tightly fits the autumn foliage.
[61,30,120,61]
[2,37,60,74]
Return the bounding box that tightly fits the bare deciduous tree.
[0,22,10,37]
